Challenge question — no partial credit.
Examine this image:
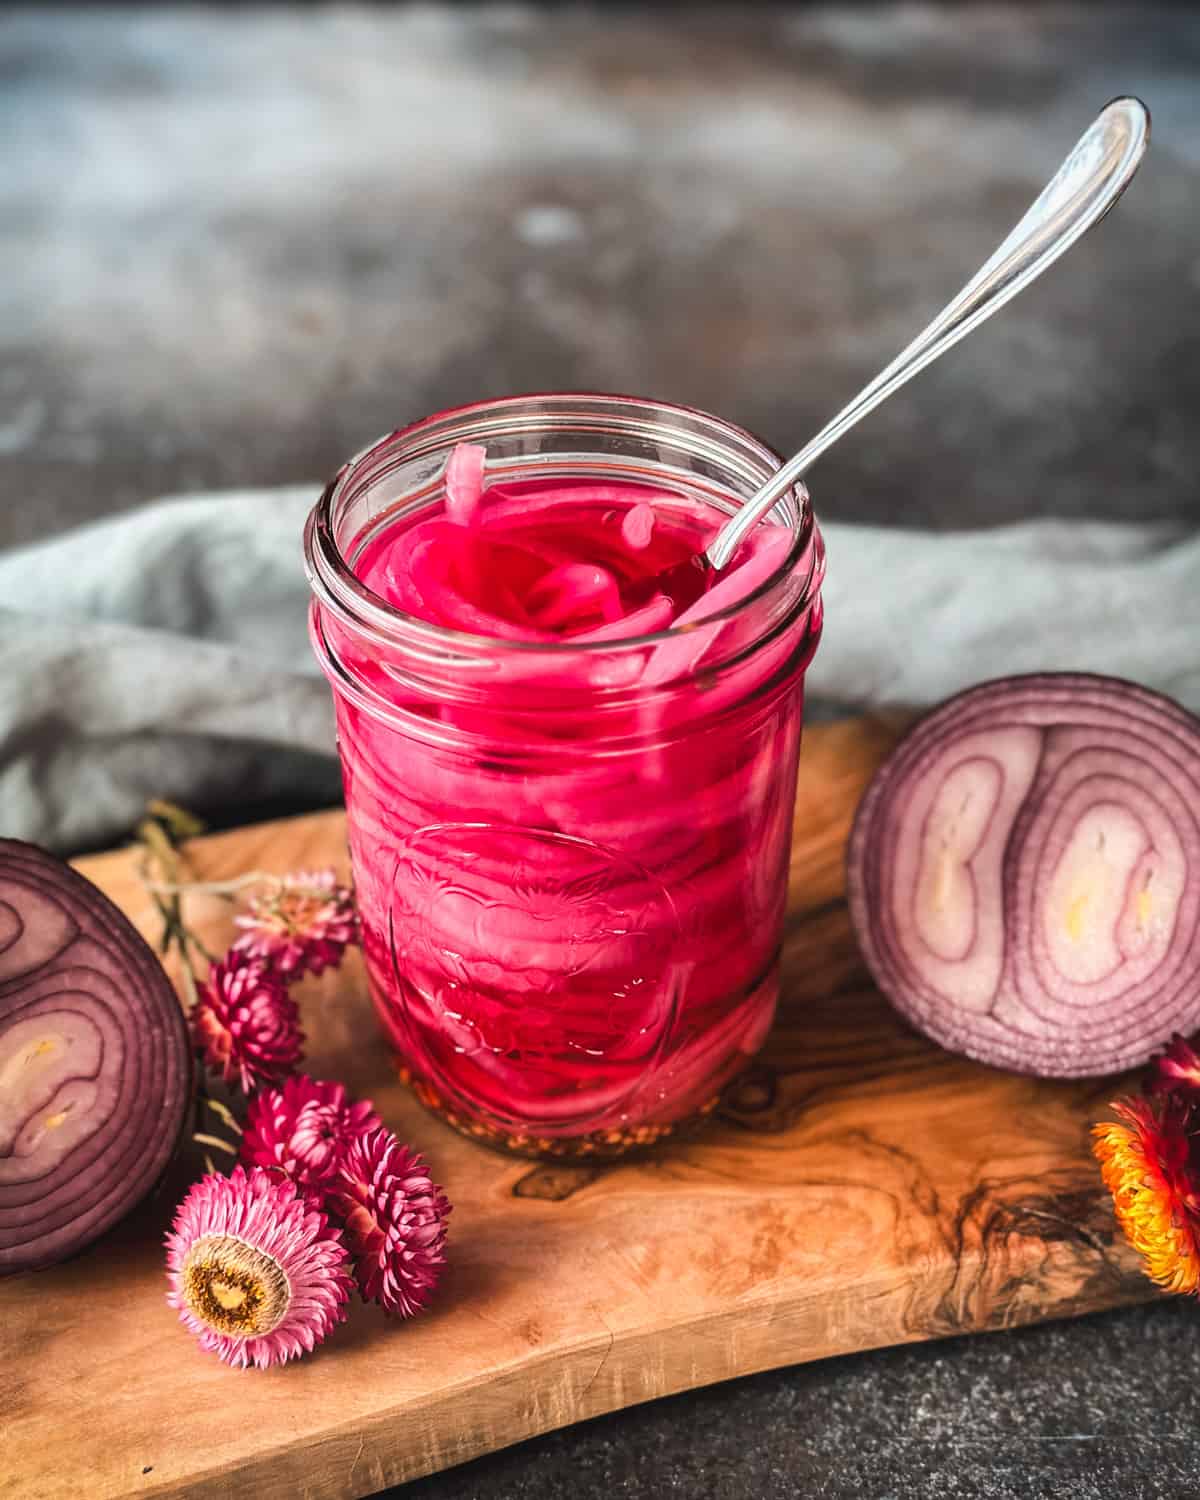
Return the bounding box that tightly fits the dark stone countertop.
[3,6,1199,1497]
[404,1301,1196,1500]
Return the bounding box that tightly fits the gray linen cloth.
[1,490,1198,854]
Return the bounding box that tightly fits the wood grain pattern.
[0,718,1157,1500]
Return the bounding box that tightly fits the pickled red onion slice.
[357,444,793,650]
[571,595,674,641]
[525,563,624,629]
[443,442,486,526]
[642,526,795,687]
[621,502,655,549]
[846,674,1200,1077]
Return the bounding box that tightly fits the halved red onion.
[0,840,191,1273]
[846,674,1200,1077]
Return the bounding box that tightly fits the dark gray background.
[3,6,1198,1497]
[4,4,1200,547]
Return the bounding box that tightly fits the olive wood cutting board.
[0,717,1157,1500]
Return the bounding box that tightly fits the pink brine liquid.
[329,443,822,1155]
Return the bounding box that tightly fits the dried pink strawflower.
[233,869,357,981]
[166,1166,353,1368]
[332,1126,450,1317]
[190,951,304,1094]
[240,1074,382,1194]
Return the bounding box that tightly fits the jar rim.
[304,391,823,657]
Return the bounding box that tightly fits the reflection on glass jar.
[385,824,682,1136]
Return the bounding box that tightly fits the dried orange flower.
[1093,1094,1200,1296]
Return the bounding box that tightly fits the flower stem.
[135,805,220,1009]
[143,872,278,899]
[185,929,221,967]
[193,1131,239,1158]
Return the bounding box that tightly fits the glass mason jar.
[305,395,825,1159]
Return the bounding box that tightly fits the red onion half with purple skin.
[846,674,1200,1078]
[0,840,191,1274]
